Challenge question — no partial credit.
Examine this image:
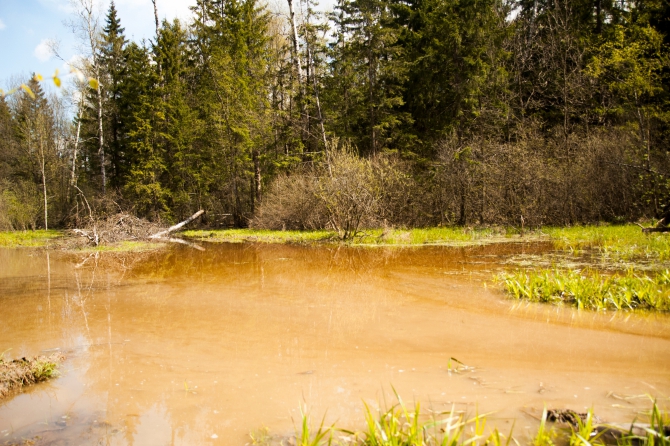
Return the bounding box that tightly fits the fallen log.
[150,210,205,239]
[635,223,670,233]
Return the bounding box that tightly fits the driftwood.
[149,210,205,239]
[636,223,670,233]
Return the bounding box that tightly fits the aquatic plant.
[291,391,509,446]
[0,352,65,398]
[499,268,670,312]
[568,409,606,446]
[533,407,556,446]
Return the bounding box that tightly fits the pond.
[0,243,669,445]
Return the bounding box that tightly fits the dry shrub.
[251,165,327,230]
[0,353,65,399]
[433,126,649,226]
[253,146,414,238]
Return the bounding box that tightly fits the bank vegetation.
[0,0,668,236]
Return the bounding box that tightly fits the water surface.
[1,243,668,445]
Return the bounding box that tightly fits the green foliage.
[568,409,605,446]
[533,408,556,446]
[0,230,63,247]
[499,268,670,312]
[545,225,670,261]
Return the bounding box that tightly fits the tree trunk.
[96,80,106,195]
[253,149,261,204]
[71,102,83,187]
[152,0,159,35]
[287,0,303,85]
[39,134,48,230]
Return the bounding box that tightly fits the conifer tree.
[100,1,128,187]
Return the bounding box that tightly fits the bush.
[0,180,41,230]
[253,146,414,238]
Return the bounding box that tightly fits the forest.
[0,0,669,236]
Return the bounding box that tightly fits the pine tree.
[326,0,410,155]
[119,43,166,218]
[100,1,128,187]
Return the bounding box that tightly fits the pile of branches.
[0,353,65,399]
[70,213,164,246]
[69,210,205,248]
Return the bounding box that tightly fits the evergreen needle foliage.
[2,0,670,229]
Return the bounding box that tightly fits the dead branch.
[635,222,670,233]
[149,210,205,239]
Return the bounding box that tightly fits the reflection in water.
[0,243,669,445]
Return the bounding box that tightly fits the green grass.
[182,226,529,247]
[0,230,64,247]
[354,226,519,246]
[544,225,670,262]
[182,229,338,244]
[499,268,670,312]
[257,397,669,446]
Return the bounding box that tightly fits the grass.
[182,228,338,244]
[354,226,519,246]
[0,351,65,399]
[499,268,670,312]
[0,230,64,248]
[267,391,511,446]
[182,226,530,247]
[255,397,668,446]
[543,225,670,262]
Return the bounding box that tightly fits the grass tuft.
[499,268,670,312]
[0,352,65,399]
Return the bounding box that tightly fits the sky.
[0,0,197,93]
[0,0,334,95]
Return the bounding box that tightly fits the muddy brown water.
[0,242,669,445]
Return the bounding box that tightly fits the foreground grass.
[0,352,65,399]
[256,396,669,446]
[0,230,64,248]
[499,269,670,312]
